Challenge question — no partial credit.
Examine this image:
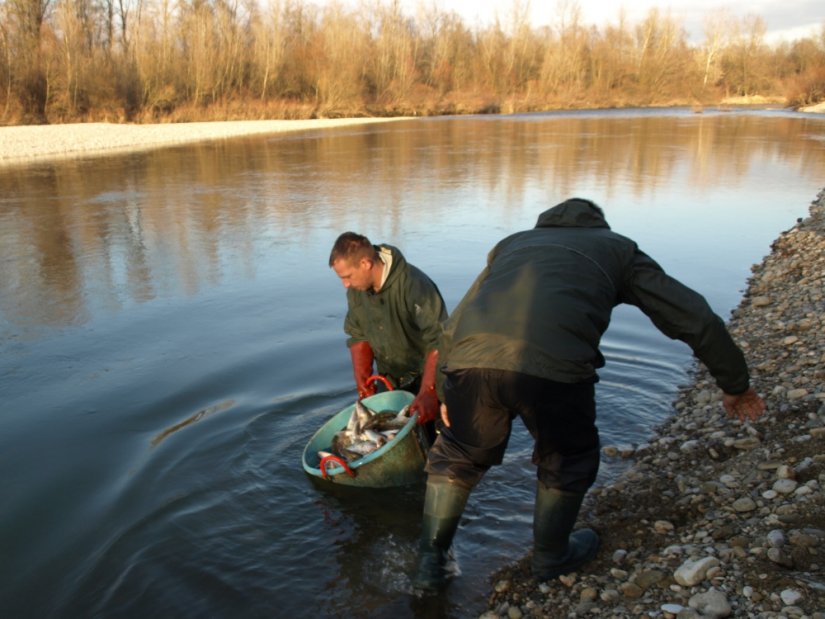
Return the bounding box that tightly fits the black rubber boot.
[532,482,599,581]
[412,476,471,591]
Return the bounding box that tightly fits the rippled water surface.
[1,109,824,618]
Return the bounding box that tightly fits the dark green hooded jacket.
[345,244,447,386]
[441,198,750,394]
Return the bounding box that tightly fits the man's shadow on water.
[306,479,468,619]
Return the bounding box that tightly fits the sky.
[355,0,824,44]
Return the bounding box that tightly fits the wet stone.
[773,479,799,494]
[688,588,732,617]
[674,557,720,586]
[767,529,786,547]
[732,497,757,512]
[781,588,804,606]
[635,570,666,590]
[620,582,643,598]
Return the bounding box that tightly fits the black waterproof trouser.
[425,368,601,493]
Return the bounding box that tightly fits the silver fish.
[331,430,354,459]
[345,400,375,435]
[346,439,381,456]
[362,428,387,447]
[362,411,399,431]
[326,399,409,462]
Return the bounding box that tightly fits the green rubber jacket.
[441,199,750,395]
[345,244,447,387]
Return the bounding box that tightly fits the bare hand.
[722,387,765,422]
[440,402,450,428]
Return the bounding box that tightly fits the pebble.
[777,464,796,479]
[773,478,798,494]
[483,192,825,618]
[732,497,757,512]
[766,529,785,547]
[600,589,620,602]
[674,557,720,586]
[661,603,684,614]
[654,520,675,533]
[507,606,522,619]
[788,388,809,400]
[781,589,803,605]
[580,587,598,601]
[689,588,732,617]
[635,569,665,590]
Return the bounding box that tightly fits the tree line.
[1,0,823,124]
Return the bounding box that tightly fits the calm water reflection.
[1,109,824,618]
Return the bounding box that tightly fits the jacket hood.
[376,243,406,290]
[535,198,610,229]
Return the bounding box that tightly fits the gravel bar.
[0,118,407,166]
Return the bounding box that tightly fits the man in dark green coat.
[413,198,765,590]
[329,232,447,426]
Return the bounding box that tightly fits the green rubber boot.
[412,477,471,591]
[532,483,599,581]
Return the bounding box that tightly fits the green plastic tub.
[302,390,428,488]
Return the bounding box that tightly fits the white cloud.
[391,0,822,43]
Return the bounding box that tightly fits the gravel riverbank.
[483,190,825,618]
[0,118,406,166]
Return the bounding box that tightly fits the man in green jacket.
[329,232,447,426]
[413,198,765,590]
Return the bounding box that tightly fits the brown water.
[1,109,823,618]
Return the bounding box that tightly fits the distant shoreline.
[0,118,409,168]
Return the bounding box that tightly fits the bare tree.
[721,14,769,96]
[369,0,418,102]
[249,0,287,101]
[699,10,732,90]
[588,11,634,100]
[538,0,589,97]
[416,3,473,96]
[132,0,179,115]
[309,2,368,115]
[5,0,54,121]
[633,7,689,100]
[501,0,538,100]
[0,8,12,116]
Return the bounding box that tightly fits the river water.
[1,109,824,618]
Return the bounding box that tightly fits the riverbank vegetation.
[1,0,824,125]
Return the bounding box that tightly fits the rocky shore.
[483,190,825,618]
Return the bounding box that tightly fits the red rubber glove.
[350,341,376,400]
[410,350,440,425]
[411,388,439,425]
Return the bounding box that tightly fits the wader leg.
[412,475,471,591]
[532,482,599,581]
